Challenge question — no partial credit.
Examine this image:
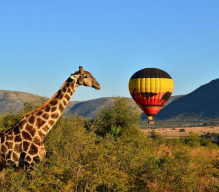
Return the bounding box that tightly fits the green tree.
[96,97,141,136]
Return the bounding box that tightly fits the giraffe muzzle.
[92,83,101,90]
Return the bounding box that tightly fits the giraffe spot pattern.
[6,159,14,165]
[38,130,45,139]
[0,75,80,169]
[59,103,64,113]
[30,162,35,168]
[48,120,55,126]
[33,136,41,146]
[65,94,71,101]
[25,114,30,118]
[12,153,19,161]
[71,83,75,89]
[25,124,36,137]
[67,87,71,93]
[6,135,14,141]
[13,126,20,134]
[26,155,31,162]
[19,119,26,129]
[42,125,50,132]
[28,116,35,124]
[59,93,64,100]
[45,105,51,112]
[22,131,32,141]
[36,111,43,116]
[6,142,13,149]
[36,118,46,129]
[63,100,67,106]
[1,145,7,153]
[50,99,58,106]
[1,135,5,143]
[23,141,30,152]
[5,130,13,135]
[28,144,38,155]
[56,89,61,98]
[42,113,49,120]
[51,106,57,112]
[14,143,22,153]
[6,150,12,159]
[14,135,22,142]
[51,112,59,119]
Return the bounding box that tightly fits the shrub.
[0,100,219,191]
[179,128,186,132]
[95,97,141,136]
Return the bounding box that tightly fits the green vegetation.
[0,97,219,191]
[140,114,219,129]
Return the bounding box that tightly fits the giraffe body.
[0,66,100,169]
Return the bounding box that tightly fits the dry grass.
[142,126,219,139]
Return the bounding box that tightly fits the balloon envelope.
[129,68,174,122]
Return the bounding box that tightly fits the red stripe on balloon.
[140,107,162,115]
[134,98,167,106]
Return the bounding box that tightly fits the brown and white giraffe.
[0,66,101,169]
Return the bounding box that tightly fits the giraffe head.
[72,66,101,90]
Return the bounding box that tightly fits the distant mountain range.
[0,90,182,119]
[156,78,219,120]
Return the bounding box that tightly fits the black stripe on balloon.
[145,114,156,116]
[130,68,172,79]
[139,105,163,107]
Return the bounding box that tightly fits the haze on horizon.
[0,1,219,101]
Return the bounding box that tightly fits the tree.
[96,97,141,136]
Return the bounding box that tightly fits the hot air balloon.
[129,68,174,124]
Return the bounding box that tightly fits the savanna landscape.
[0,97,219,191]
[1,1,219,191]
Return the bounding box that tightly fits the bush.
[179,128,186,132]
[95,97,141,136]
[0,100,219,191]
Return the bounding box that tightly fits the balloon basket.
[148,120,155,124]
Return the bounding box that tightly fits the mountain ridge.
[0,90,183,119]
[156,78,219,120]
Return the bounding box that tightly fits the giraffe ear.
[79,66,85,73]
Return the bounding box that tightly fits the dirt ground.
[142,126,219,139]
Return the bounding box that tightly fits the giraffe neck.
[26,77,79,137]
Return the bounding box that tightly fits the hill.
[0,90,183,119]
[0,90,42,114]
[156,78,219,120]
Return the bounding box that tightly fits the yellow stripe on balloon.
[129,78,174,93]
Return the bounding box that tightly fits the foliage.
[179,128,186,132]
[95,97,141,136]
[0,99,219,191]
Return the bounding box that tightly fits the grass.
[143,126,219,139]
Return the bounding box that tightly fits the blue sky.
[0,0,219,101]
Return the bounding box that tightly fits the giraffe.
[0,66,101,169]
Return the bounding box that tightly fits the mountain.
[66,97,115,119]
[164,94,184,106]
[0,90,79,115]
[0,90,42,114]
[156,78,219,120]
[0,90,183,119]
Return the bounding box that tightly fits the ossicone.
[79,66,85,72]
